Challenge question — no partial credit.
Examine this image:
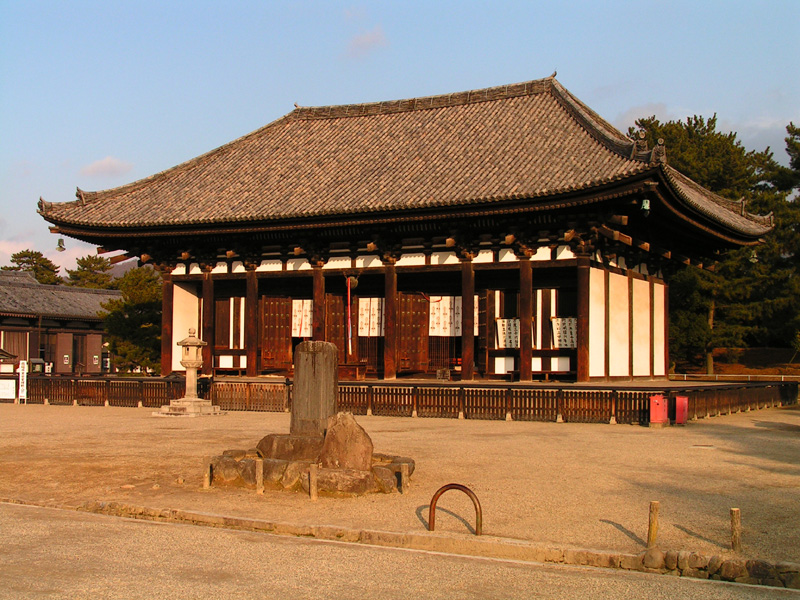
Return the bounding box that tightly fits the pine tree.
[101,267,162,374]
[629,116,800,370]
[65,255,113,289]
[1,249,61,284]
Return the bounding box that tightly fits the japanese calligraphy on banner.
[495,319,520,349]
[427,296,479,336]
[551,317,578,349]
[291,299,313,338]
[357,298,384,337]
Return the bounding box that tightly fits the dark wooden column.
[519,260,533,381]
[576,258,590,382]
[245,268,258,376]
[201,270,215,375]
[312,263,325,342]
[461,257,475,381]
[160,273,174,376]
[383,260,397,380]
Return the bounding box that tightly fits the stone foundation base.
[153,398,224,417]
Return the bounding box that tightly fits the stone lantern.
[154,328,222,417]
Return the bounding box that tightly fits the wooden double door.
[259,292,430,375]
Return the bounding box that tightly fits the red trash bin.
[649,394,669,428]
[675,395,688,425]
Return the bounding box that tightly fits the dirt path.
[1,402,798,563]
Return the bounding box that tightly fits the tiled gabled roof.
[38,76,771,238]
[0,271,121,321]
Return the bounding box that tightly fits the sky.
[1,0,798,272]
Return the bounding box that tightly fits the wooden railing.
[1,375,796,425]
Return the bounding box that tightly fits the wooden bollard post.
[309,464,318,501]
[647,501,660,548]
[400,463,410,494]
[255,458,264,495]
[731,508,742,552]
[202,457,211,489]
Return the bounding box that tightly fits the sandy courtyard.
[1,401,798,563]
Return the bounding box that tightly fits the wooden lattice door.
[398,293,429,372]
[261,296,292,371]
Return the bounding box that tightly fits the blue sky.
[1,0,798,271]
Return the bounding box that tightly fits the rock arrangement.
[611,547,800,588]
[210,412,415,496]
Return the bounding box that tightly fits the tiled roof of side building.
[38,76,772,237]
[0,271,122,321]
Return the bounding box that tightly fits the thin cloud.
[612,103,674,134]
[80,156,133,178]
[345,25,388,59]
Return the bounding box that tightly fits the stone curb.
[2,497,798,590]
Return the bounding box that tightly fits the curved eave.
[43,176,659,245]
[655,166,772,246]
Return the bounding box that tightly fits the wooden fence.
[1,375,796,425]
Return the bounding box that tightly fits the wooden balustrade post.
[609,390,617,425]
[556,388,564,423]
[458,386,465,420]
[412,386,418,418]
[647,501,660,548]
[505,387,513,421]
[731,508,742,552]
[367,384,374,416]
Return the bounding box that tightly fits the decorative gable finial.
[650,138,667,165]
[76,187,86,205]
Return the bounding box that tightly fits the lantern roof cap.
[176,328,207,347]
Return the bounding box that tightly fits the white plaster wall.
[473,249,493,263]
[172,282,200,372]
[498,249,518,262]
[355,255,382,269]
[556,246,576,260]
[431,251,459,265]
[632,278,651,376]
[494,356,515,375]
[396,253,426,266]
[231,261,246,273]
[286,258,311,271]
[323,256,351,270]
[257,260,282,272]
[211,262,227,274]
[608,272,630,377]
[530,247,551,261]
[588,267,606,378]
[171,264,187,275]
[653,282,666,376]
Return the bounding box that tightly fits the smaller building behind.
[0,271,122,374]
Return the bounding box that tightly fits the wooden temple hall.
[39,76,772,383]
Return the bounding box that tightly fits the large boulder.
[318,412,373,471]
[211,456,243,486]
[256,433,324,461]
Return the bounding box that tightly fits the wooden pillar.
[519,260,533,381]
[461,258,475,381]
[383,261,397,380]
[201,271,214,376]
[576,258,590,382]
[312,263,325,342]
[663,282,670,375]
[160,273,174,376]
[245,268,258,376]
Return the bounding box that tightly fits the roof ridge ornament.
[650,139,667,165]
[76,187,86,205]
[631,130,649,159]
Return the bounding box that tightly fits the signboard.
[551,317,578,349]
[495,318,520,349]
[17,360,28,402]
[357,298,384,337]
[291,299,313,338]
[0,379,15,400]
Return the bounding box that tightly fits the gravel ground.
[1,402,798,563]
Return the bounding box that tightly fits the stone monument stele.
[153,328,222,417]
[290,341,338,436]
